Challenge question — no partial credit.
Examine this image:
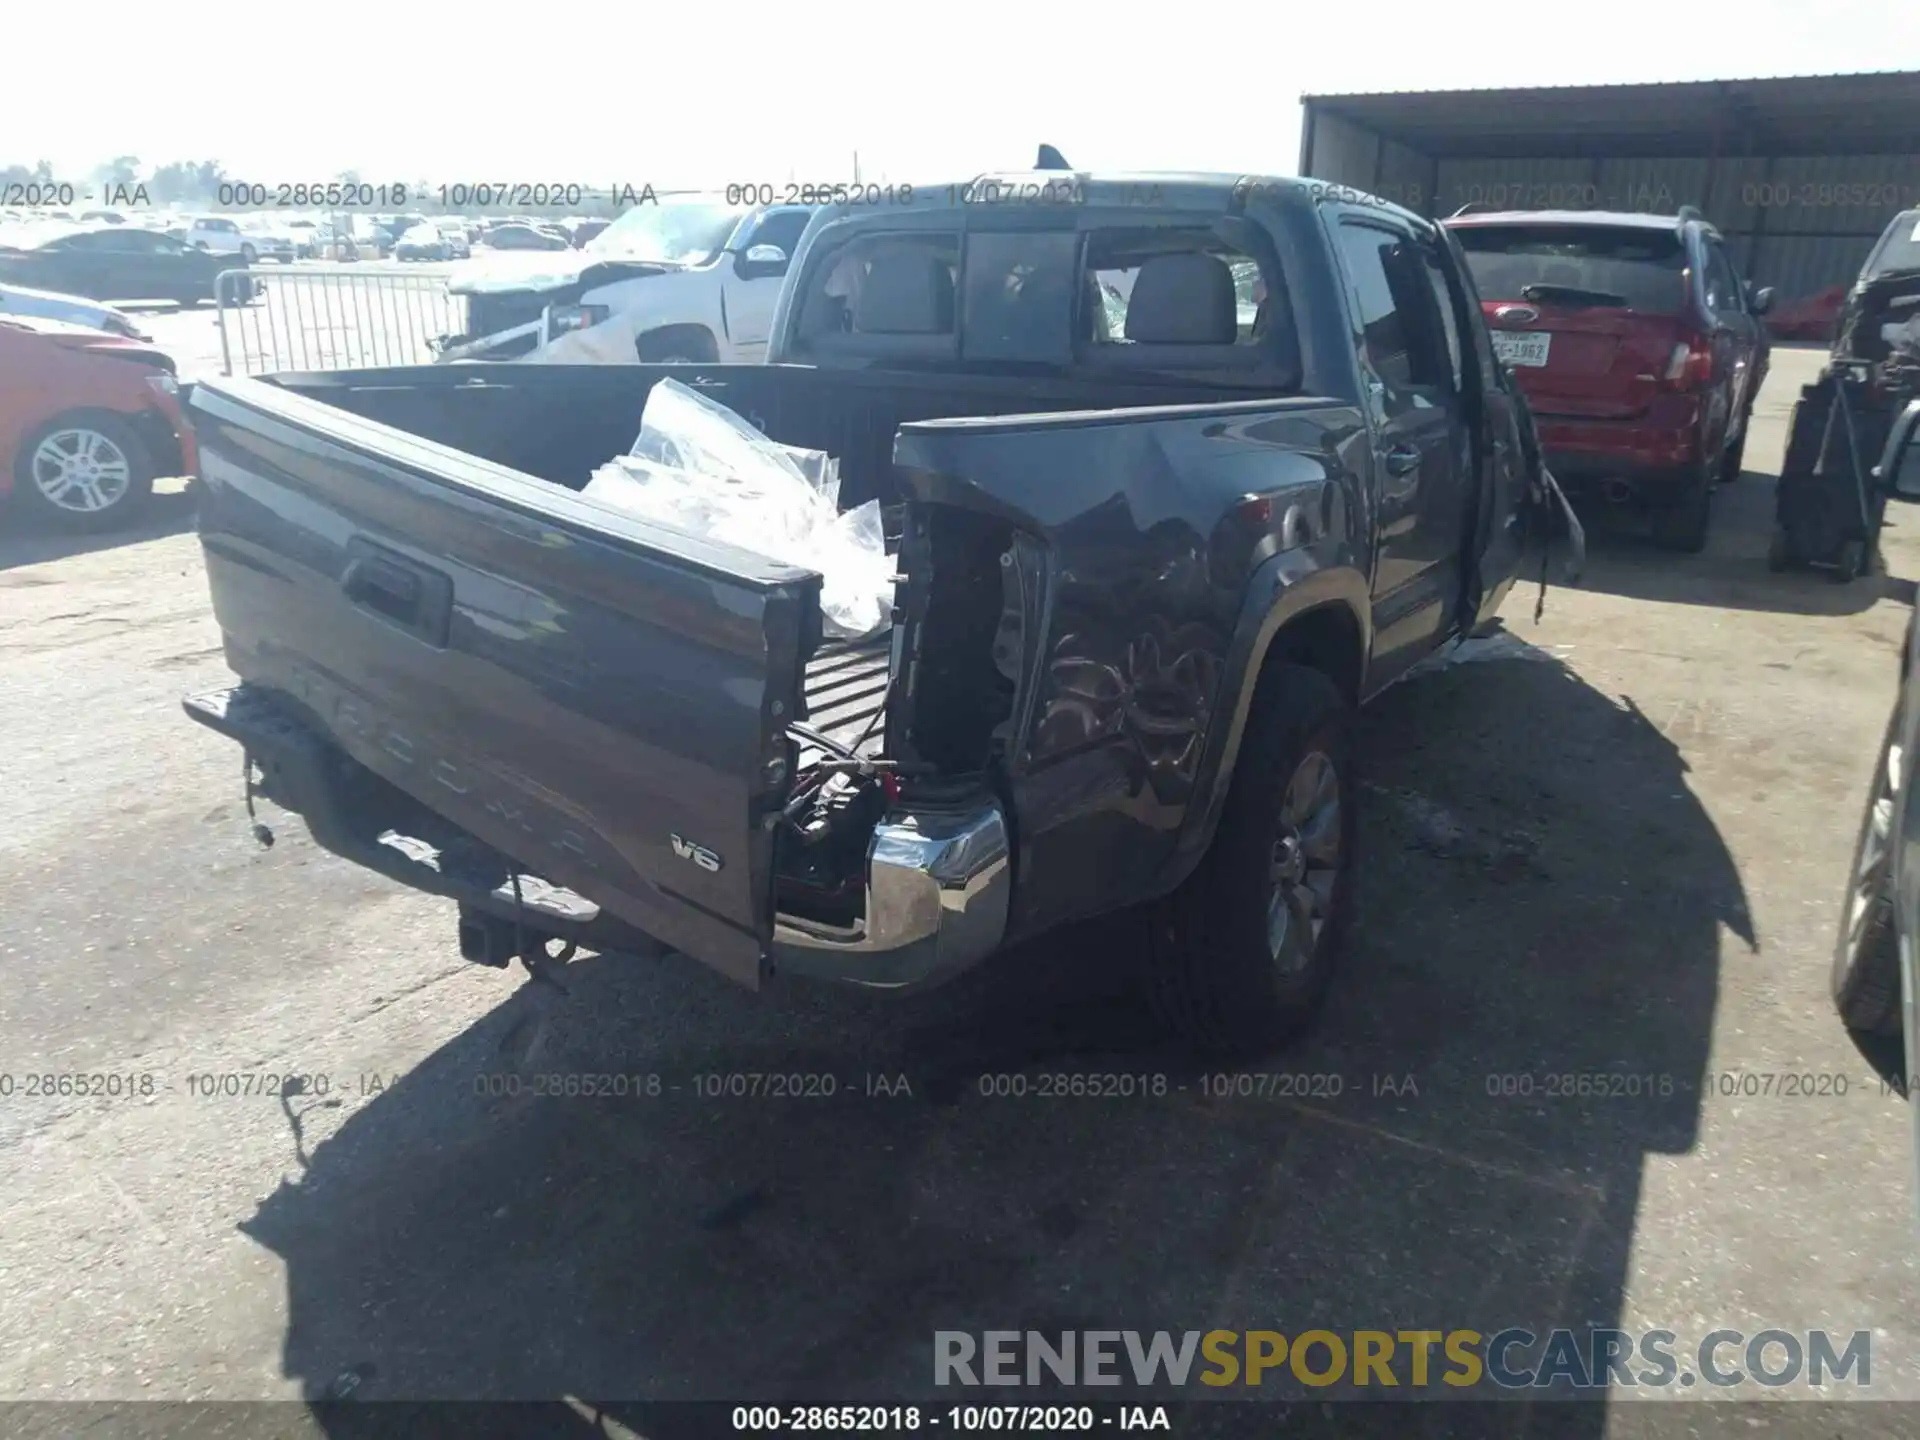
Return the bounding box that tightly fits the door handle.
[341,539,452,646]
[343,556,422,620]
[1384,444,1422,477]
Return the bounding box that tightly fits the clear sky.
[4,0,1916,189]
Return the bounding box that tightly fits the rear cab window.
[790,211,1300,387]
[1453,223,1691,316]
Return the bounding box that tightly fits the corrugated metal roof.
[1301,70,1920,102]
[1302,71,1920,159]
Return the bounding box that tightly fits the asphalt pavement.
[3,346,1919,1435]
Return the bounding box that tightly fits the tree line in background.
[3,157,251,205]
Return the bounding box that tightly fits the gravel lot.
[3,345,1920,1434]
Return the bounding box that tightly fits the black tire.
[1767,525,1793,572]
[1651,464,1713,553]
[11,412,155,532]
[635,328,720,364]
[1718,423,1748,484]
[1833,539,1869,584]
[1146,662,1355,1056]
[1833,706,1905,1035]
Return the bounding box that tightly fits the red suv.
[1444,208,1771,552]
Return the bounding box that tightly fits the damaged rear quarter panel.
[894,398,1367,939]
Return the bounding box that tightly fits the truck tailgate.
[187,376,821,987]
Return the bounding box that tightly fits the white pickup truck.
[436,198,816,364]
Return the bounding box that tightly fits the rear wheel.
[1651,463,1713,553]
[1146,663,1354,1056]
[1718,422,1748,484]
[1767,524,1793,572]
[1834,539,1870,584]
[1833,706,1905,1035]
[12,413,154,532]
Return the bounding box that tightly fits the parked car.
[313,223,360,262]
[0,280,149,339]
[183,216,259,262]
[1831,401,1920,1063]
[441,198,815,362]
[78,210,128,225]
[1445,206,1772,552]
[182,171,1559,1055]
[239,217,298,264]
[434,218,471,259]
[0,225,237,306]
[477,222,572,253]
[392,223,451,262]
[0,315,196,531]
[1767,285,1847,343]
[1831,209,1920,373]
[368,214,425,251]
[284,218,322,259]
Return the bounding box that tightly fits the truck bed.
[801,632,892,763]
[184,353,1399,985]
[266,361,1218,510]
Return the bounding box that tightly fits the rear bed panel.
[190,377,822,986]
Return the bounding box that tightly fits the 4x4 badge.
[670,834,723,872]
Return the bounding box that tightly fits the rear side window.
[1079,224,1299,385]
[1416,250,1464,391]
[1331,219,1457,394]
[1086,228,1272,348]
[1453,224,1689,315]
[794,231,958,350]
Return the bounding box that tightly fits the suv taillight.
[1663,336,1715,389]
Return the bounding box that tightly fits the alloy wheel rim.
[31,428,131,513]
[1266,749,1341,974]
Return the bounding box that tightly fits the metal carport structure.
[1299,71,1920,306]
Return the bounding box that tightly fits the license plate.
[1493,331,1553,367]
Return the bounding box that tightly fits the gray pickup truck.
[182,172,1547,1054]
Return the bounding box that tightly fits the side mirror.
[744,244,788,267]
[1750,285,1776,316]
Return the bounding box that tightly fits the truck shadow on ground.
[1565,471,1899,618]
[242,642,1748,1440]
[0,486,196,573]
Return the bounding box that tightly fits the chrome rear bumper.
[771,801,1011,990]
